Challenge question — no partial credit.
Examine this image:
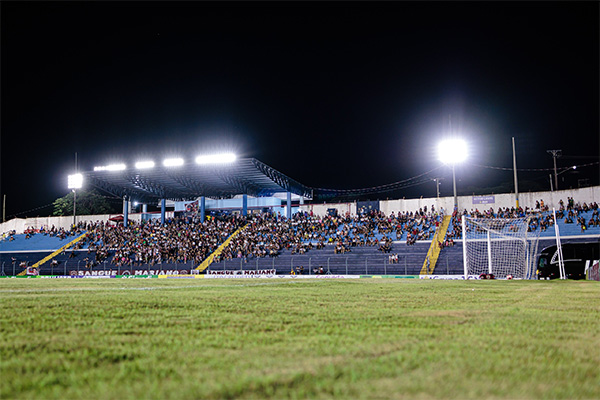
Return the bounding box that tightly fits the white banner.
[419,275,480,280]
[205,274,361,279]
[207,269,276,276]
[72,269,187,276]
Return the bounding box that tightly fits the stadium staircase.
[420,215,451,275]
[0,232,87,275]
[16,233,88,276]
[0,233,85,252]
[3,209,598,277]
[195,224,248,272]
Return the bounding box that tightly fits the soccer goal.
[461,215,541,279]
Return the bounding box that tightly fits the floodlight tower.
[67,173,83,226]
[438,139,467,210]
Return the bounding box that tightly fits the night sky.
[2,2,599,218]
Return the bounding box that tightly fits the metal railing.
[206,254,463,276]
[1,255,463,276]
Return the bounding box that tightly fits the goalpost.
[461,214,541,279]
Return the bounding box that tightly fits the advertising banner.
[419,275,480,280]
[207,269,276,276]
[472,195,495,204]
[70,269,189,277]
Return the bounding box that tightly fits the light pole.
[551,165,577,191]
[438,139,467,210]
[67,174,83,226]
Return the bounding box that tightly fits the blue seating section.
[293,216,441,244]
[1,210,598,276]
[208,242,431,275]
[0,232,86,252]
[545,211,600,237]
[444,210,600,242]
[19,243,431,276]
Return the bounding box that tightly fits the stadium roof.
[84,158,313,203]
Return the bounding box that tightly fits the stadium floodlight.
[68,173,83,227]
[135,161,155,169]
[67,174,83,189]
[195,153,237,165]
[438,139,467,165]
[437,138,467,209]
[94,163,127,172]
[163,158,184,167]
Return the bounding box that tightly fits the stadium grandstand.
[1,156,599,279]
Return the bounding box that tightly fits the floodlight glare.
[67,174,83,189]
[438,139,467,164]
[135,161,155,169]
[94,164,126,171]
[195,153,237,165]
[163,158,184,167]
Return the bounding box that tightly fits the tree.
[52,190,118,216]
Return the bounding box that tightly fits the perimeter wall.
[300,186,599,217]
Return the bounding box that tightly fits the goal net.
[461,215,541,279]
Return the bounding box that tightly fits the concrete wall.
[381,186,599,215]
[2,186,597,233]
[0,212,175,235]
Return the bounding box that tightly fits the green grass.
[1,278,598,399]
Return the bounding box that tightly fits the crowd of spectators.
[3,230,17,242]
[3,207,444,269]
[445,198,600,242]
[212,208,442,263]
[78,215,246,267]
[0,225,81,242]
[5,196,598,270]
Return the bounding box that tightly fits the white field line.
[0,281,302,294]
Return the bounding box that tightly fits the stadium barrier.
[1,274,488,279]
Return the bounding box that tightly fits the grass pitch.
[1,278,598,399]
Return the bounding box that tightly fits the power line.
[468,161,599,172]
[313,166,443,198]
[5,191,123,220]
[5,203,55,219]
[313,166,442,193]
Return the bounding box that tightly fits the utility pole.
[547,149,562,191]
[433,178,441,198]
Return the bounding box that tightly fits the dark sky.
[2,1,599,217]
